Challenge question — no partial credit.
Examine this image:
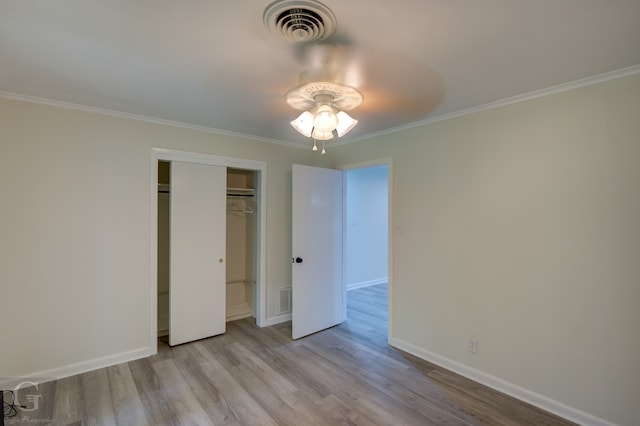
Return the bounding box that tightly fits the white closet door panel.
[292,164,344,339]
[170,161,226,346]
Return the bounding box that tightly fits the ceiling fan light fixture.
[313,104,338,132]
[286,81,363,152]
[291,110,314,137]
[311,128,334,141]
[335,111,357,137]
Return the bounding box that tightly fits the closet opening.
[156,161,260,343]
[225,168,258,322]
[157,160,170,337]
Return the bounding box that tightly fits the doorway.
[290,161,391,340]
[342,162,390,336]
[150,148,267,353]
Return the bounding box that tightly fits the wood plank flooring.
[7,284,575,425]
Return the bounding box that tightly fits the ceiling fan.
[263,0,444,151]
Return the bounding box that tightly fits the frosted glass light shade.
[313,104,338,132]
[290,111,314,137]
[335,111,358,137]
[311,129,334,140]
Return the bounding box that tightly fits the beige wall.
[329,74,640,425]
[0,97,326,381]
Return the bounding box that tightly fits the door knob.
[293,257,303,264]
[218,258,224,263]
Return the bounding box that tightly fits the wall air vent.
[264,0,336,43]
[279,287,292,314]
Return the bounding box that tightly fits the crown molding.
[0,90,308,150]
[333,64,640,147]
[3,64,639,150]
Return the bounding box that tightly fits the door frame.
[337,157,393,342]
[150,148,267,354]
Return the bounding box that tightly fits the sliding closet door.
[170,161,227,346]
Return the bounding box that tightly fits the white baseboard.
[0,347,150,389]
[388,337,614,426]
[346,277,387,291]
[226,311,254,322]
[226,302,253,322]
[262,313,291,327]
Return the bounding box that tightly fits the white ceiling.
[1,1,639,146]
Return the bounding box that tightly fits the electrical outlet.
[468,337,478,354]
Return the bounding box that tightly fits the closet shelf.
[226,279,256,286]
[227,187,255,197]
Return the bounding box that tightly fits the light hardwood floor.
[8,284,575,425]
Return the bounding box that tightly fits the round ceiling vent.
[264,0,337,43]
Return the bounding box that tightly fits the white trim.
[336,158,393,172]
[346,278,387,291]
[153,147,267,169]
[387,160,394,344]
[0,90,306,149]
[150,158,159,355]
[332,64,640,146]
[389,337,615,426]
[263,313,292,327]
[150,148,268,356]
[0,347,149,389]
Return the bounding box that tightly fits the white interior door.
[170,161,226,346]
[292,164,344,339]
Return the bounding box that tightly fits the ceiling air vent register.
[264,0,337,43]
